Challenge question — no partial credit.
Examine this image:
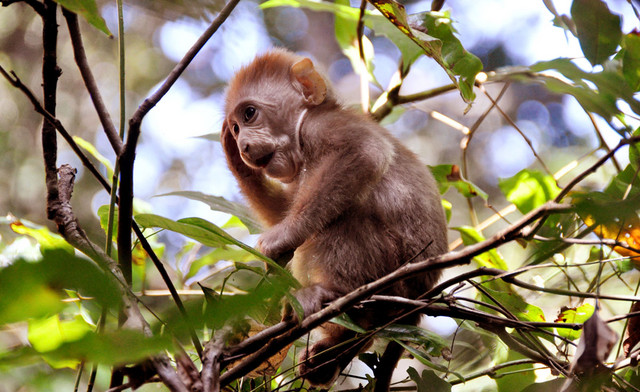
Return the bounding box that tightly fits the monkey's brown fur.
[221,49,448,388]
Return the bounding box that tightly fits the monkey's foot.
[298,342,342,387]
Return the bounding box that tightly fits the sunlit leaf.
[499,169,560,214]
[430,164,488,199]
[478,287,546,324]
[369,0,481,102]
[622,33,640,91]
[573,192,640,259]
[0,252,121,325]
[158,191,264,234]
[520,378,566,392]
[97,205,118,242]
[134,214,294,282]
[9,219,74,255]
[334,0,376,85]
[407,11,483,101]
[28,315,92,368]
[53,0,112,36]
[530,58,640,120]
[42,329,172,366]
[453,226,507,270]
[73,136,114,178]
[554,303,594,341]
[571,0,621,66]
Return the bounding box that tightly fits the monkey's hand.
[220,123,261,179]
[256,222,302,263]
[282,285,339,323]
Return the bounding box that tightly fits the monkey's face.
[226,98,303,183]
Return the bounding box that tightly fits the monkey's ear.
[291,58,327,106]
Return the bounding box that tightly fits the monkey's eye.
[232,124,240,136]
[243,106,256,123]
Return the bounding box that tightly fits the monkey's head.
[224,49,329,183]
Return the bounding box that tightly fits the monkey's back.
[291,109,448,299]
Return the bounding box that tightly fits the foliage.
[0,0,640,391]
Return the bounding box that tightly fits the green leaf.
[158,191,264,234]
[369,1,482,102]
[97,205,118,242]
[407,11,483,101]
[377,324,448,356]
[73,136,113,179]
[429,164,488,199]
[53,0,112,36]
[478,287,547,324]
[135,213,228,248]
[622,33,640,91]
[134,214,294,282]
[28,315,92,368]
[530,58,640,120]
[520,379,568,392]
[9,219,74,255]
[495,352,536,392]
[40,329,171,366]
[452,226,508,270]
[555,303,594,341]
[185,247,254,281]
[571,0,621,66]
[407,367,452,392]
[398,341,463,380]
[0,252,121,325]
[262,0,481,102]
[334,0,377,86]
[499,169,561,214]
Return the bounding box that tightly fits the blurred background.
[1,1,640,391]
[0,0,637,272]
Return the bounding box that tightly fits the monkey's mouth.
[255,151,275,168]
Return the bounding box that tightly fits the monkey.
[220,49,448,389]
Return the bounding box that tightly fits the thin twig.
[63,9,122,155]
[479,84,553,178]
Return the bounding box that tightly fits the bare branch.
[63,9,122,155]
[220,201,572,384]
[118,0,240,290]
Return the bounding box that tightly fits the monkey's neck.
[294,108,308,149]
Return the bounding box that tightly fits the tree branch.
[117,0,240,288]
[63,8,122,155]
[220,201,572,384]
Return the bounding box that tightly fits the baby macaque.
[221,49,448,388]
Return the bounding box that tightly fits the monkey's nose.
[240,140,250,153]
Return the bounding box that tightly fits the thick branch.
[41,0,60,220]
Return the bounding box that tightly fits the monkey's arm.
[221,124,290,226]
[257,136,392,259]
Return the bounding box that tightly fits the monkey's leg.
[373,340,405,392]
[298,324,372,386]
